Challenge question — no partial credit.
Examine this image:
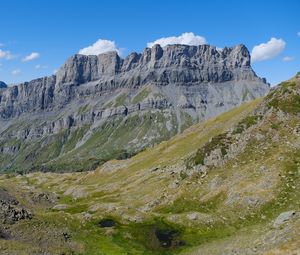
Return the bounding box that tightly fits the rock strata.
[0,44,270,172]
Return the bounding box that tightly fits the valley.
[0,73,299,254]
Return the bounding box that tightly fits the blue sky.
[0,0,299,85]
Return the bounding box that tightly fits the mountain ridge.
[0,43,269,173]
[0,44,268,120]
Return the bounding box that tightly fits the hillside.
[0,44,269,173]
[0,73,299,255]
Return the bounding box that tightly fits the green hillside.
[1,73,300,255]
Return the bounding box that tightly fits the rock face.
[0,44,270,173]
[273,210,296,228]
[0,81,7,89]
[0,188,32,224]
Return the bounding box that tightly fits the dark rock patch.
[0,228,10,240]
[154,227,185,248]
[63,232,71,242]
[31,191,58,205]
[0,81,7,89]
[0,188,32,224]
[0,188,18,205]
[0,202,32,224]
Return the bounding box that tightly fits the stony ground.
[0,74,300,254]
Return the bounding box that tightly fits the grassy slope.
[1,74,300,254]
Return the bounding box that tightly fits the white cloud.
[11,69,21,75]
[297,32,300,37]
[79,39,120,55]
[0,50,6,58]
[282,56,294,62]
[22,52,40,62]
[147,32,207,48]
[0,49,14,60]
[251,38,286,62]
[53,69,58,74]
[35,64,47,69]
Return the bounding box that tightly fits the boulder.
[273,210,296,228]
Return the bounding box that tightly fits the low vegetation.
[1,74,300,254]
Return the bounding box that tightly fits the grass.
[63,125,90,152]
[132,88,151,104]
[180,111,193,132]
[81,99,262,185]
[77,104,89,115]
[156,192,226,214]
[6,78,300,254]
[232,115,262,134]
[267,81,300,114]
[104,101,114,108]
[114,94,128,107]
[49,111,177,172]
[63,204,89,214]
[270,94,300,113]
[186,133,230,168]
[0,92,261,174]
[2,88,300,254]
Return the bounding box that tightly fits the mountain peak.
[0,43,269,173]
[55,43,259,87]
[56,51,122,85]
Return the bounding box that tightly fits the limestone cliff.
[0,44,269,172]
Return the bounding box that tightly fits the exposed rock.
[121,214,144,223]
[186,212,200,221]
[31,191,58,205]
[0,188,18,205]
[53,204,69,210]
[273,210,296,228]
[0,188,32,224]
[89,203,118,213]
[78,212,92,221]
[64,187,88,199]
[0,228,10,240]
[0,44,269,173]
[203,148,224,167]
[255,132,265,141]
[0,44,268,122]
[209,176,223,190]
[0,81,7,89]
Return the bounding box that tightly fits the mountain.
[0,44,269,173]
[0,73,299,255]
[0,81,7,89]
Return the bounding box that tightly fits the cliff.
[0,44,269,172]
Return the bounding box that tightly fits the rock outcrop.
[0,44,270,172]
[0,44,268,120]
[0,81,7,89]
[0,188,32,224]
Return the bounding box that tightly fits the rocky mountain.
[0,73,299,255]
[0,81,7,89]
[0,44,269,173]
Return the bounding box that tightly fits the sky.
[0,0,299,85]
